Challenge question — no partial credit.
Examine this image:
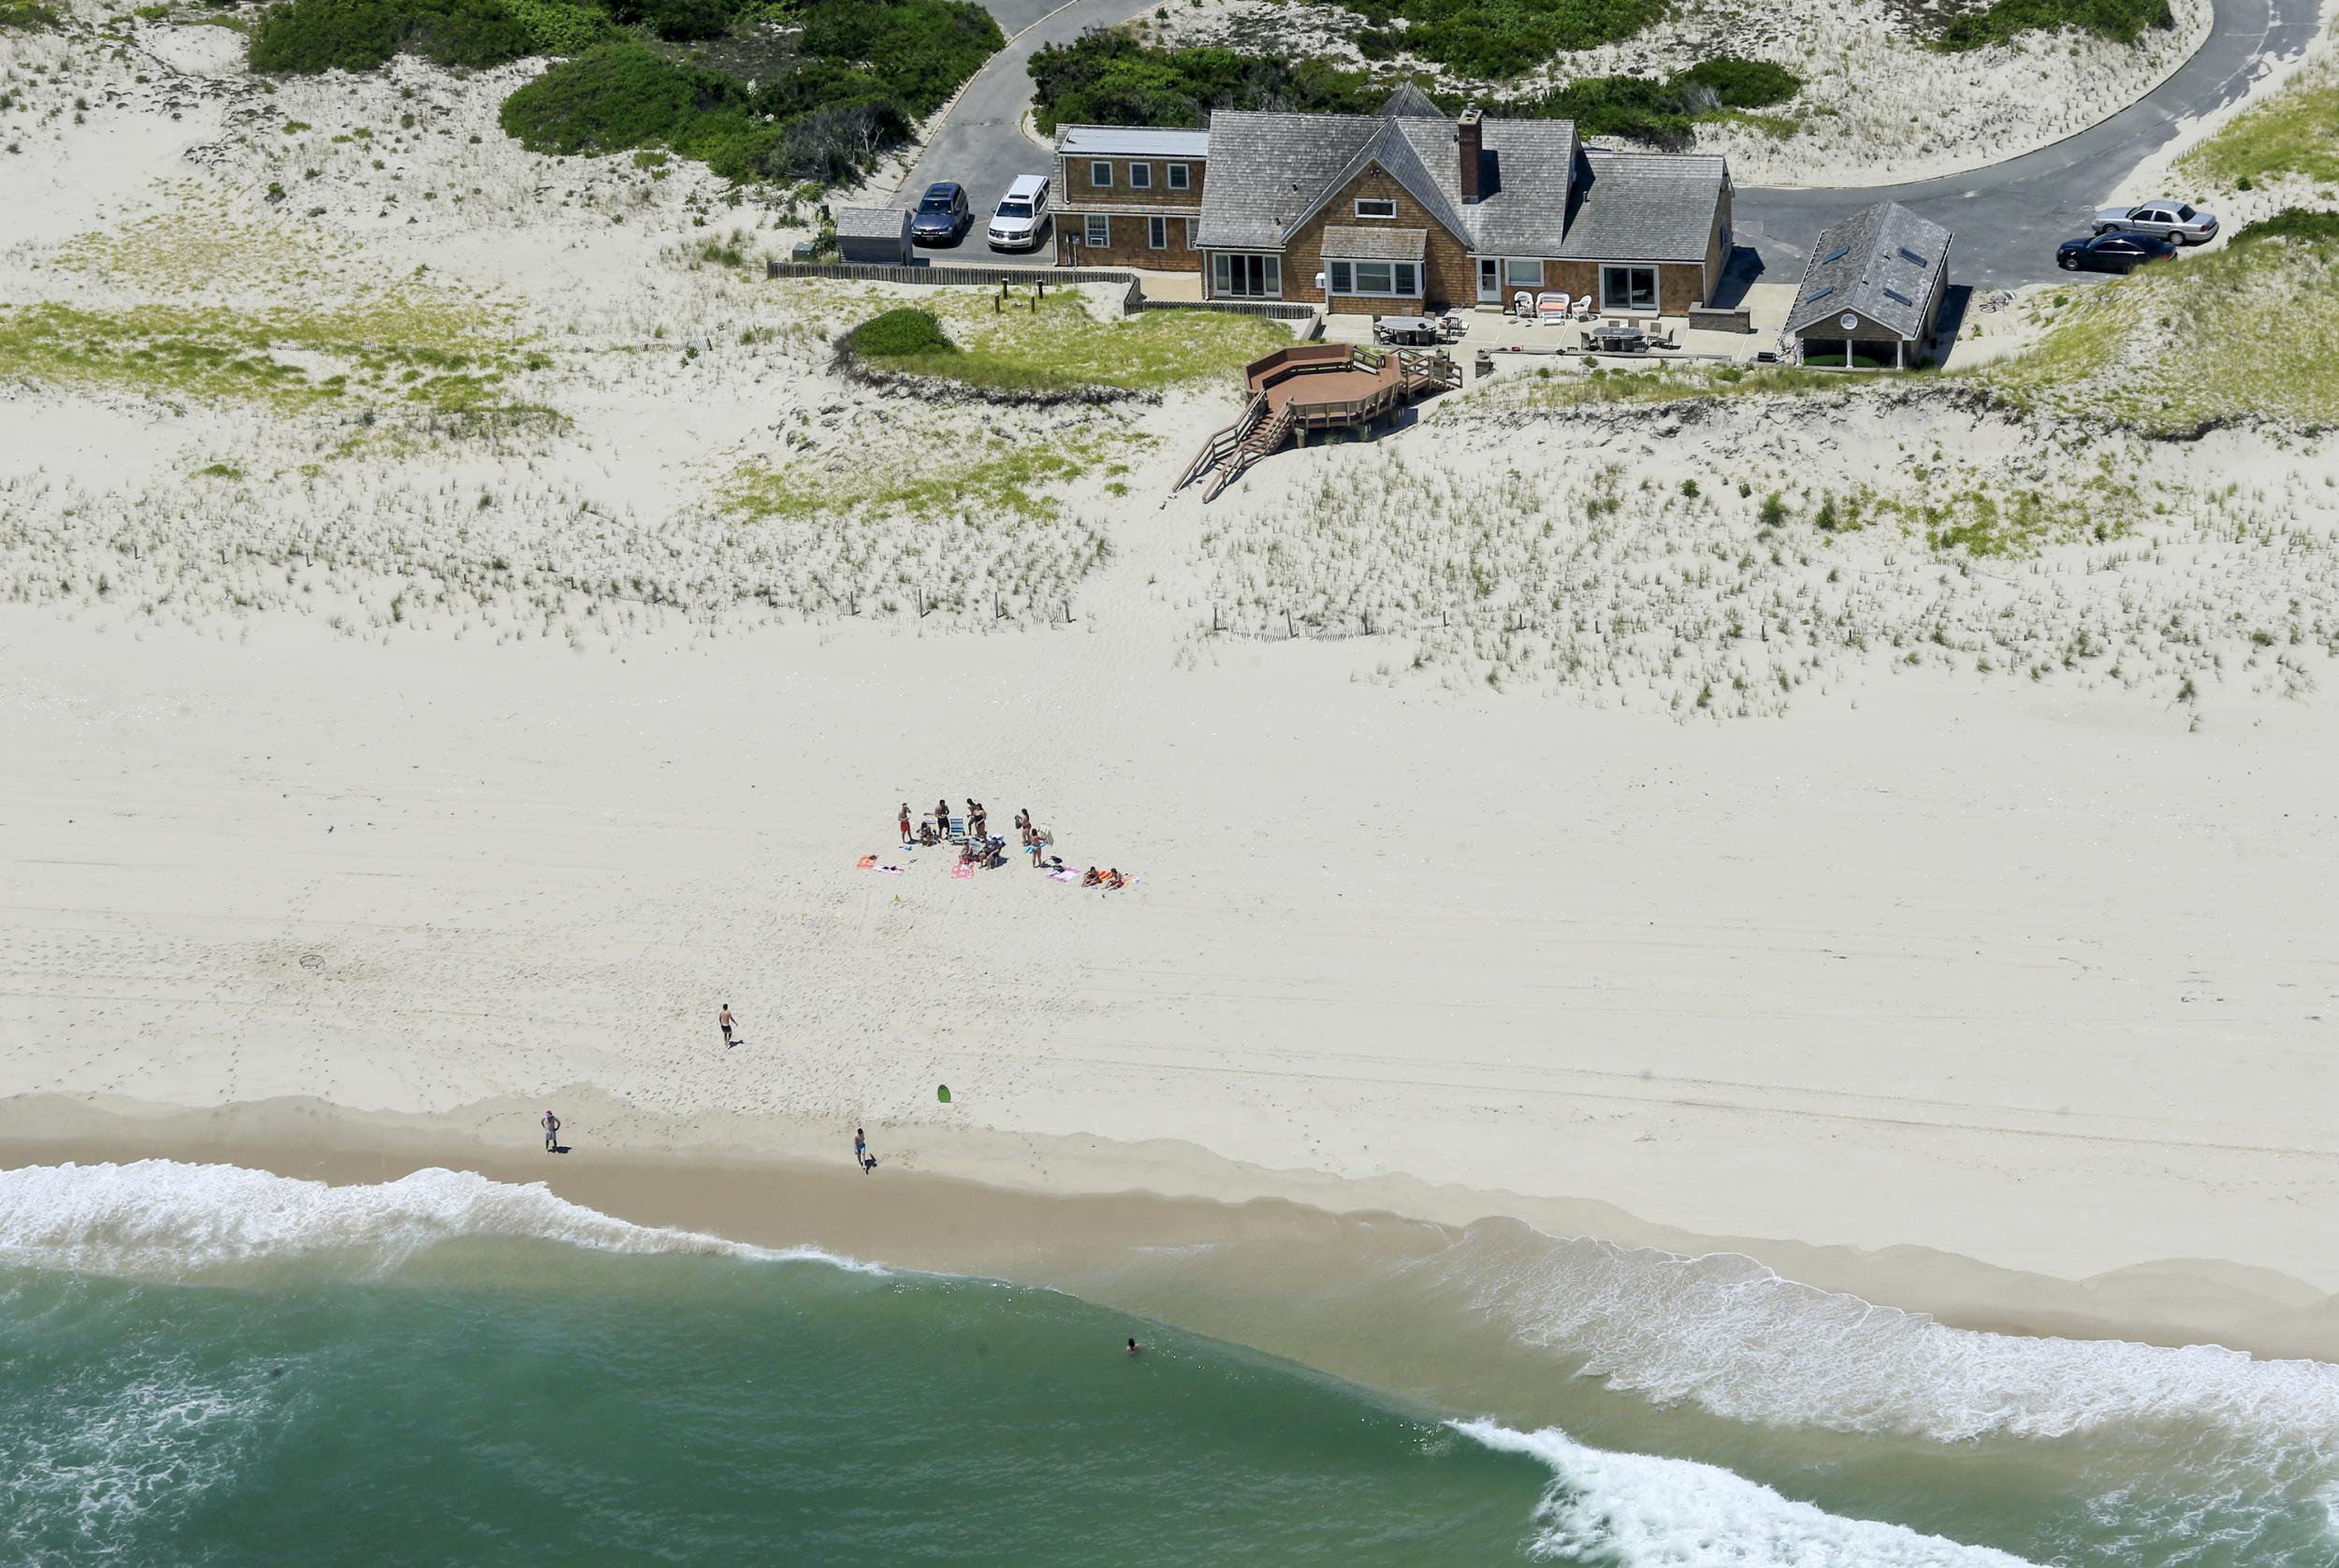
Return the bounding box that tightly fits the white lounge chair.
[1535,291,1572,324]
[1512,290,1534,317]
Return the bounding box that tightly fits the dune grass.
[2174,38,2338,190]
[0,299,534,413]
[1478,361,1852,412]
[829,287,1290,395]
[722,425,1144,523]
[1981,229,2339,432]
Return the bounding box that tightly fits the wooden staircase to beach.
[1178,393,1296,503]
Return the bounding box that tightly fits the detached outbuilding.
[835,206,914,266]
[1785,201,1951,370]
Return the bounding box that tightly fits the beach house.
[1053,93,1733,317]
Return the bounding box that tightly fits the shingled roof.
[1377,81,1443,119]
[1556,151,1729,265]
[835,206,909,240]
[1786,200,1951,341]
[1094,107,1726,268]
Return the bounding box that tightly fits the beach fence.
[763,260,1322,330]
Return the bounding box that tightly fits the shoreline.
[7,1093,2336,1367]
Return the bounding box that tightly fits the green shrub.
[1504,57,1801,145]
[249,0,533,71]
[847,308,958,359]
[1675,56,1800,108]
[1336,0,1668,77]
[0,0,60,28]
[607,0,736,41]
[500,41,742,152]
[1938,0,2171,50]
[1031,33,1376,131]
[2228,208,2339,248]
[499,0,614,52]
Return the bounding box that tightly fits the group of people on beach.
[894,798,1130,889]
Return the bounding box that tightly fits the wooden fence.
[763,259,1319,324]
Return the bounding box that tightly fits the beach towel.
[856,854,877,869]
[951,859,976,879]
[1048,869,1081,882]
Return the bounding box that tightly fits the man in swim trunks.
[719,1003,735,1047]
[541,1110,560,1153]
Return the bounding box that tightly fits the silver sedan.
[2092,200,2219,245]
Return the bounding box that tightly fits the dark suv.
[910,181,971,246]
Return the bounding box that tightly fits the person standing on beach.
[898,803,912,845]
[719,1003,736,1047]
[541,1110,560,1153]
[854,1127,873,1173]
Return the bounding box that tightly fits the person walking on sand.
[541,1110,560,1153]
[854,1127,874,1173]
[898,803,912,846]
[719,1003,736,1048]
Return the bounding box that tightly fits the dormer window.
[1354,197,1398,220]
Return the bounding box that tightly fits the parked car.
[2092,199,2217,245]
[2056,230,2177,274]
[987,174,1050,251]
[910,181,970,246]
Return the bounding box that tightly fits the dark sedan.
[909,181,970,246]
[2056,231,2176,275]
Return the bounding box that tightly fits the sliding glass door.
[1211,253,1282,299]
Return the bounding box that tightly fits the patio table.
[1373,315,1440,346]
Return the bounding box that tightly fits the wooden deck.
[1179,343,1459,501]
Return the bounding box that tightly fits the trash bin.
[791,240,818,261]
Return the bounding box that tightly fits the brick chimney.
[1458,104,1484,203]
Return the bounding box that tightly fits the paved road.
[1736,0,2323,288]
[902,0,2321,284]
[895,0,1161,269]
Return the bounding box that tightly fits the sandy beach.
[7,9,2339,1560]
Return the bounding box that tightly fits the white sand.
[6,2,2339,1359]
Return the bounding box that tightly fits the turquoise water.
[3,1162,2336,1566]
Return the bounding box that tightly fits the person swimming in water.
[1126,1337,1140,1355]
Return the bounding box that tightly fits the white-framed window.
[1147,215,1167,249]
[1184,217,1198,249]
[1601,263,1658,312]
[1129,163,1152,189]
[1090,160,1112,188]
[1326,258,1420,297]
[1354,197,1398,220]
[1084,214,1110,247]
[1167,163,1190,190]
[1212,253,1282,298]
[1503,257,1544,288]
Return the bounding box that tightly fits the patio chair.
[1512,291,1534,317]
[1535,291,1571,324]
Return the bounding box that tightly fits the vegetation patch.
[1029,34,1378,131]
[249,0,534,72]
[1937,0,2172,51]
[249,0,1000,189]
[1031,35,1797,146]
[2175,42,2337,191]
[1478,361,1849,411]
[1498,60,1796,145]
[1343,0,1669,78]
[723,426,1140,525]
[1982,218,2339,433]
[0,298,533,414]
[0,0,61,28]
[820,286,1288,396]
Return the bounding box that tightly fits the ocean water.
[3,1163,2335,1567]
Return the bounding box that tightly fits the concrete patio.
[1320,283,1797,364]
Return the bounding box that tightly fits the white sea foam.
[1431,1226,2339,1448]
[0,1160,883,1279]
[1455,1418,2043,1567]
